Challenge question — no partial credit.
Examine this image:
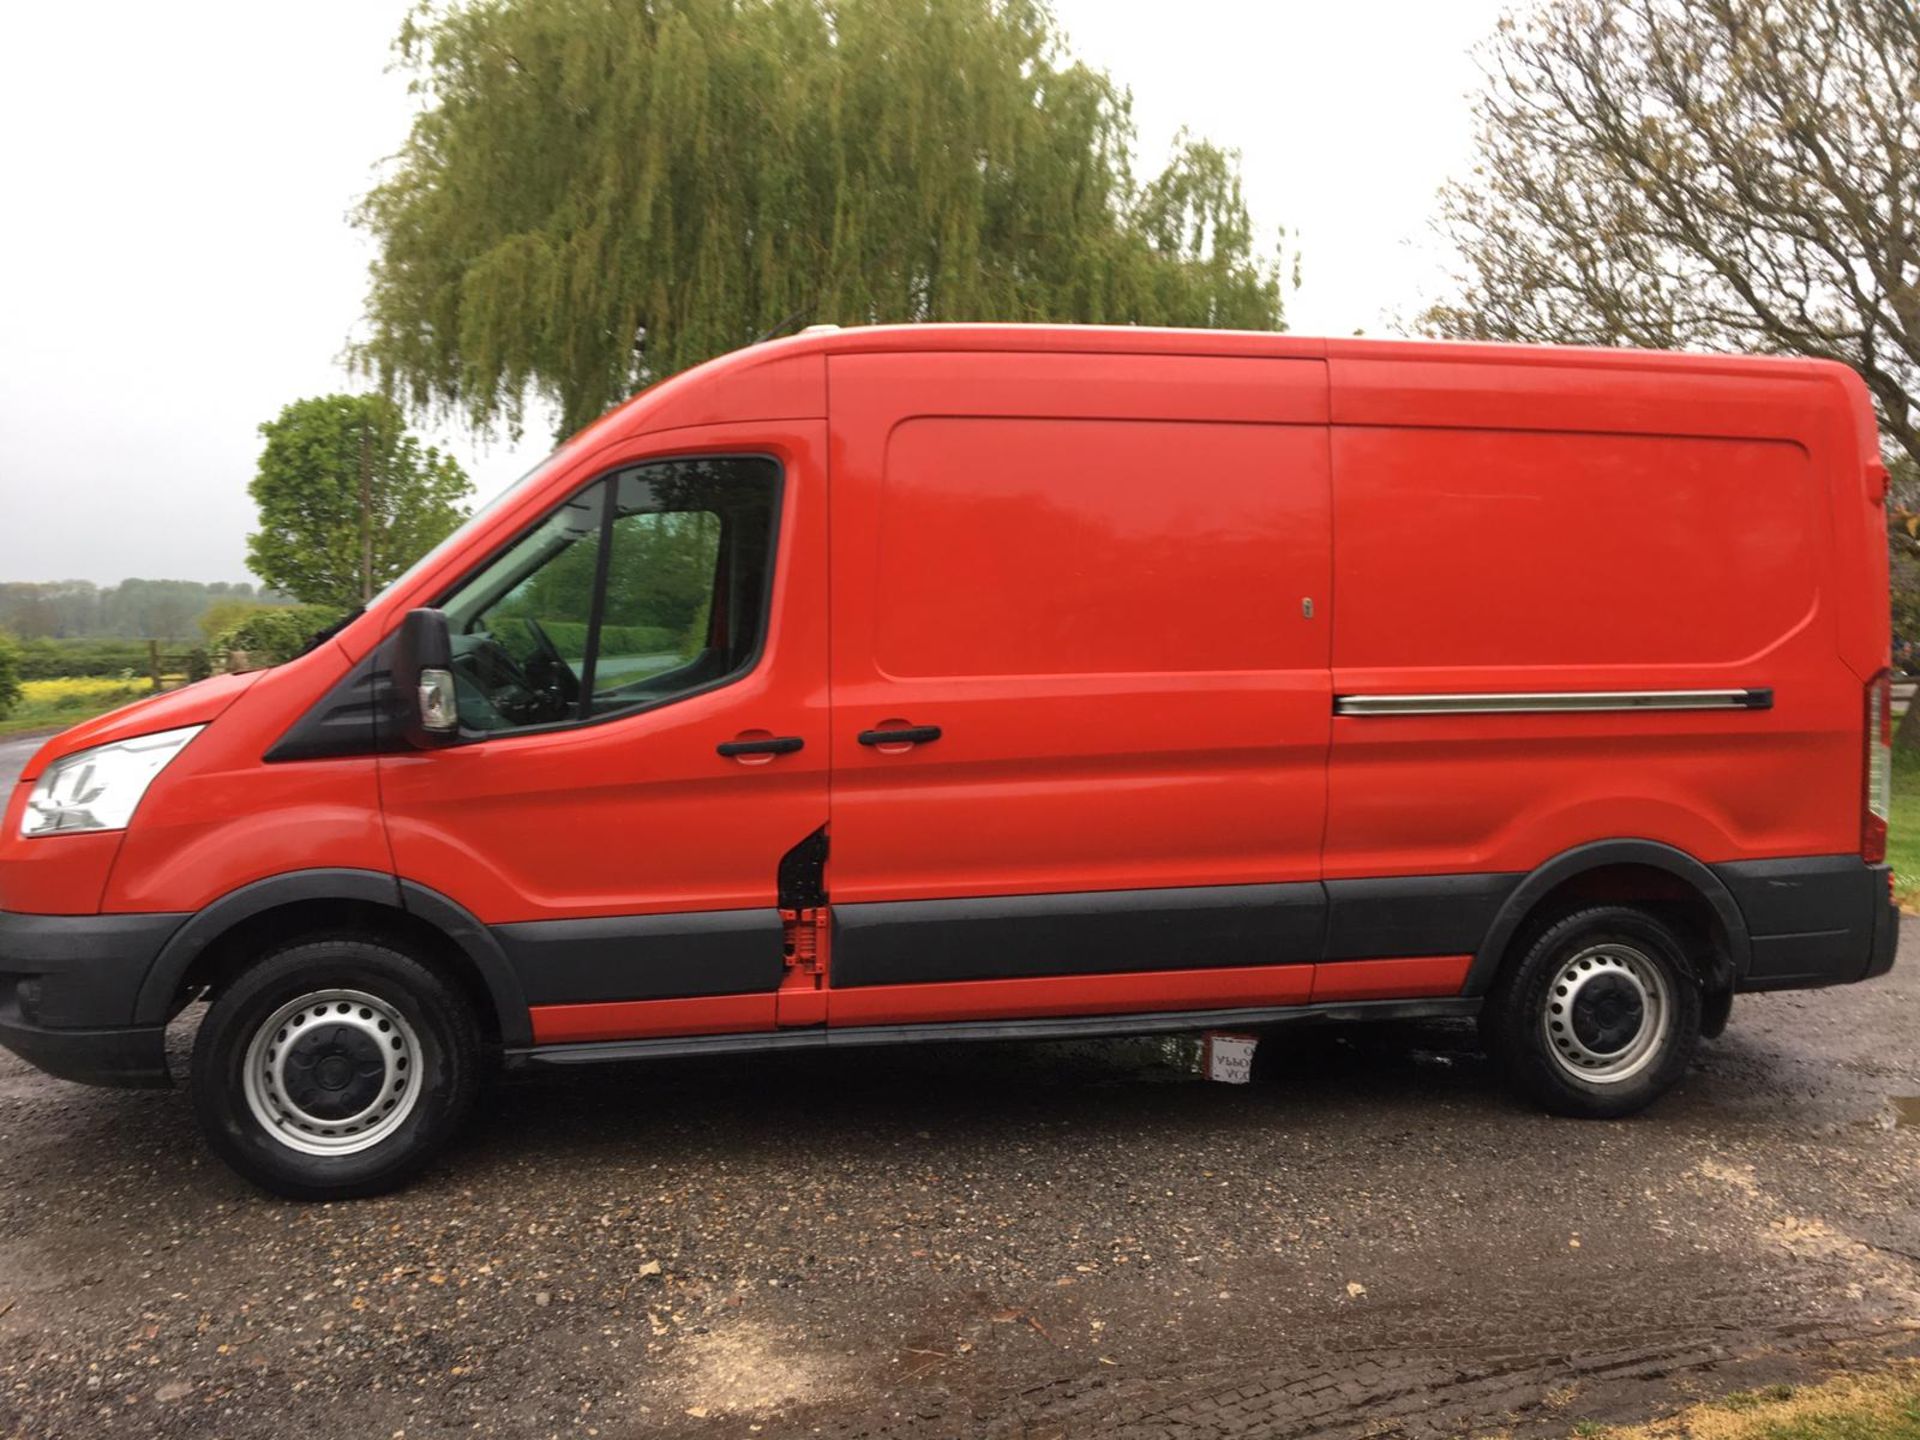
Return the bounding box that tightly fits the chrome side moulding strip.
[1333,688,1773,717]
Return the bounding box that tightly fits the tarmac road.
[0,735,47,789]
[1,732,1918,1438]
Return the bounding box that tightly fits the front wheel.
[190,937,480,1199]
[1482,905,1702,1118]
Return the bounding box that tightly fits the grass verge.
[1575,1364,1920,1439]
[1891,747,1920,907]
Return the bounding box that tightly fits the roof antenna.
[752,309,814,346]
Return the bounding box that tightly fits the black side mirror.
[392,608,458,749]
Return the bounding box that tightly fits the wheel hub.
[242,989,422,1156]
[1541,942,1673,1085]
[282,1023,387,1121]
[1569,971,1645,1055]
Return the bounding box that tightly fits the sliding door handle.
[717,735,805,758]
[857,725,942,747]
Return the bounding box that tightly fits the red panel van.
[0,326,1898,1198]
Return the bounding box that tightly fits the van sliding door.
[824,350,1332,1027]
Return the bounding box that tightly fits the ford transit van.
[0,326,1898,1197]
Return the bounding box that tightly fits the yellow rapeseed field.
[20,677,152,711]
[0,676,154,736]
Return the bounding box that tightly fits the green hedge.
[598,621,678,655]
[210,605,347,666]
[0,633,19,719]
[13,637,155,680]
[491,616,678,656]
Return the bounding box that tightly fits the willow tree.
[355,0,1285,437]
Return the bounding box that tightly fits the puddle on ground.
[1887,1096,1920,1127]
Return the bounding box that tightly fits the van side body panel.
[1325,357,1866,872]
[1325,345,1889,996]
[0,328,1895,1086]
[822,350,1335,1003]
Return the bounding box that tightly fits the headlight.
[21,725,205,837]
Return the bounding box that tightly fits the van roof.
[593,321,1872,468]
[751,321,1834,380]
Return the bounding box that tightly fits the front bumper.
[1715,857,1900,992]
[0,909,184,1088]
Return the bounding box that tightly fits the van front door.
[379,423,829,1045]
[824,351,1332,1026]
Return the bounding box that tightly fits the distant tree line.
[0,579,295,643]
[0,635,19,721]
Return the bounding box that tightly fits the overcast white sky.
[0,0,1508,586]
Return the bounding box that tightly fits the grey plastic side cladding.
[132,869,532,1048]
[1464,839,1749,997]
[399,881,533,1046]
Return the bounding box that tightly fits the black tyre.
[1481,905,1702,1118]
[190,936,480,1200]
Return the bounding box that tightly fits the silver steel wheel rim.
[241,989,423,1156]
[1541,942,1672,1085]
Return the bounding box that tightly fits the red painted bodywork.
[0,327,1888,1046]
[107,648,392,913]
[531,994,773,1045]
[1322,345,1880,880]
[2,673,266,913]
[825,352,1331,906]
[1311,956,1473,1003]
[376,418,831,927]
[821,963,1318,1027]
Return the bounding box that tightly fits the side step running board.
[508,996,1481,1067]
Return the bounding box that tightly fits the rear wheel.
[190,937,480,1199]
[1482,905,1701,1118]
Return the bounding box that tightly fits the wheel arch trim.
[1464,839,1748,996]
[135,869,532,1046]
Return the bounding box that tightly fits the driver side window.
[438,456,780,735]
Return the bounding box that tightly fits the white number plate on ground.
[1202,1031,1258,1084]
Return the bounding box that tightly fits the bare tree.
[1424,0,1920,531]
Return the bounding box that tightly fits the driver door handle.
[716,736,805,758]
[857,725,942,746]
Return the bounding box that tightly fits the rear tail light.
[1865,670,1892,863]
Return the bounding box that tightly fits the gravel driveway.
[2,733,1917,1438]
